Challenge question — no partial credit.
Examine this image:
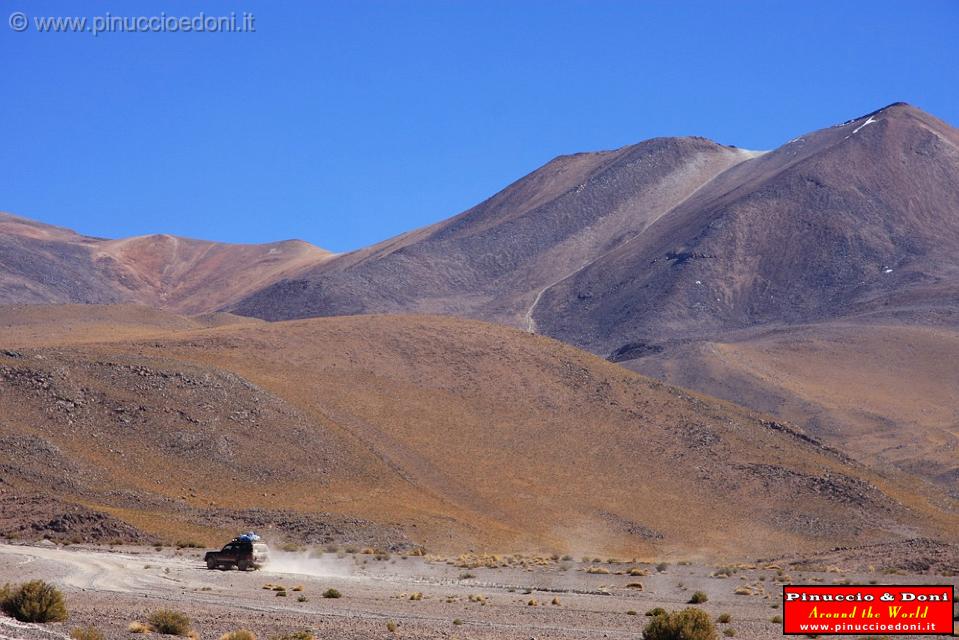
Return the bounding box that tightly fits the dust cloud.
[261,549,352,579]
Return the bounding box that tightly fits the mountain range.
[6,103,958,347]
[2,102,958,552]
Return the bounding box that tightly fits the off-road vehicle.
[204,535,269,571]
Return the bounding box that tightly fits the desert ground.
[2,541,956,640]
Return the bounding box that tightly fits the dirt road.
[1,544,955,639]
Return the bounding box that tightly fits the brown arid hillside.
[0,212,333,313]
[0,303,262,346]
[628,322,959,495]
[1,305,957,558]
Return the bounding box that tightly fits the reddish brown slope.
[0,212,332,313]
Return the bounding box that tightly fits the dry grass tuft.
[70,627,104,640]
[147,609,192,636]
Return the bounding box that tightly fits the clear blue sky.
[2,1,957,252]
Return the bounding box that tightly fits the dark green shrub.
[688,591,709,604]
[322,588,341,599]
[717,613,731,624]
[646,607,668,617]
[643,607,718,640]
[1,580,68,623]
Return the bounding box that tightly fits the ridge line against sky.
[2,0,957,252]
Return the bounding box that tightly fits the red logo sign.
[783,585,955,635]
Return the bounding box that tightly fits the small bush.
[1,580,69,623]
[296,595,307,603]
[269,632,314,640]
[71,627,104,640]
[717,613,731,624]
[723,629,736,637]
[646,607,667,617]
[627,610,638,616]
[689,591,709,604]
[586,566,610,574]
[409,592,423,601]
[642,607,718,640]
[276,591,287,597]
[220,631,256,640]
[147,609,192,636]
[322,588,342,599]
[452,619,463,626]
[386,621,397,632]
[656,562,669,572]
[128,622,151,634]
[771,615,783,624]
[175,541,203,549]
